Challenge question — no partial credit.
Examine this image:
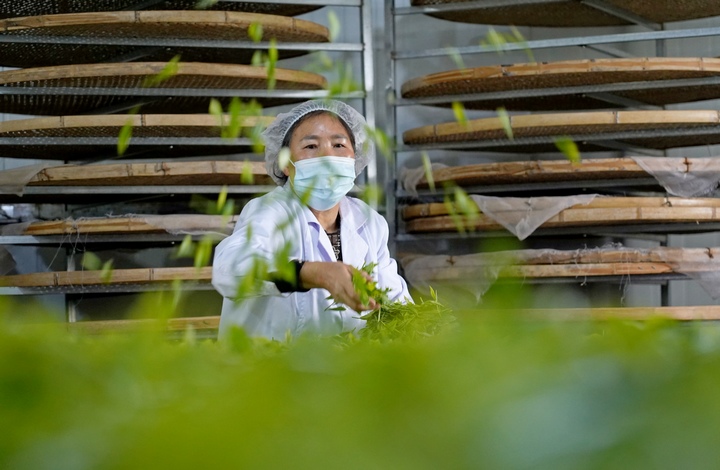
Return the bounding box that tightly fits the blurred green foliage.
[2,296,720,470]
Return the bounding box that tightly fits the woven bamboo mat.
[1,1,320,18]
[402,58,720,111]
[67,316,221,335]
[403,110,720,152]
[415,158,650,188]
[410,0,720,26]
[402,197,720,233]
[19,214,237,235]
[0,11,329,67]
[27,161,271,186]
[0,114,274,160]
[0,62,326,115]
[402,246,720,280]
[0,266,212,288]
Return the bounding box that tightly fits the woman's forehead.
[292,113,350,139]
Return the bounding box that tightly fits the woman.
[212,100,410,339]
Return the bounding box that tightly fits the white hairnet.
[263,100,375,185]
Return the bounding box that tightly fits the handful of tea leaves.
[352,262,391,307]
[359,287,455,341]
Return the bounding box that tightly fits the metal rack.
[0,0,377,320]
[384,0,720,306]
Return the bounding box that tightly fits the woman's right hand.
[299,261,378,312]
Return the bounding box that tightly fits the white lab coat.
[212,184,411,339]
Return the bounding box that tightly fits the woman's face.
[283,113,354,178]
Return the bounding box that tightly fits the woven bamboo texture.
[1,1,320,18]
[20,214,238,235]
[0,11,329,67]
[0,114,273,159]
[402,246,720,279]
[410,0,720,27]
[403,110,720,152]
[402,58,720,111]
[27,161,271,186]
[0,62,327,115]
[66,315,221,335]
[0,266,212,288]
[415,158,651,188]
[403,197,720,233]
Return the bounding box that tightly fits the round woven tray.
[0,62,326,115]
[402,196,720,233]
[402,246,720,280]
[402,58,720,111]
[411,0,720,27]
[1,1,320,18]
[414,157,650,189]
[0,11,329,67]
[27,161,272,186]
[0,114,274,160]
[0,266,212,288]
[403,110,720,152]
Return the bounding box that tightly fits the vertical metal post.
[360,0,378,209]
[66,248,77,322]
[383,0,398,256]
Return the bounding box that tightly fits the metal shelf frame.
[0,0,378,315]
[385,1,720,311]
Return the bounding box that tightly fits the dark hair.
[274,110,356,183]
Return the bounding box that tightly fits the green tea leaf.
[248,22,263,43]
[555,136,581,163]
[421,152,436,192]
[117,119,133,156]
[452,101,468,126]
[327,10,341,42]
[142,55,180,88]
[81,251,102,271]
[496,106,513,139]
[241,160,255,185]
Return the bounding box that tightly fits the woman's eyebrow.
[299,134,349,141]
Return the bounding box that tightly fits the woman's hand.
[299,261,378,312]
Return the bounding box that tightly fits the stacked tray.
[24,161,271,187]
[402,110,720,153]
[402,197,720,234]
[0,114,274,159]
[0,63,327,115]
[1,0,320,18]
[0,8,331,160]
[402,246,720,280]
[0,11,329,67]
[402,58,720,111]
[0,266,212,289]
[410,0,720,27]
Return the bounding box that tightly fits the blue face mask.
[290,156,356,211]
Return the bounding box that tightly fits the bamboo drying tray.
[402,197,720,233]
[0,11,329,67]
[0,114,274,160]
[1,1,320,18]
[402,58,720,111]
[410,0,720,26]
[26,161,271,186]
[402,246,720,280]
[414,157,654,189]
[0,62,327,115]
[0,266,212,288]
[402,110,720,152]
[16,214,238,236]
[66,315,221,335]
